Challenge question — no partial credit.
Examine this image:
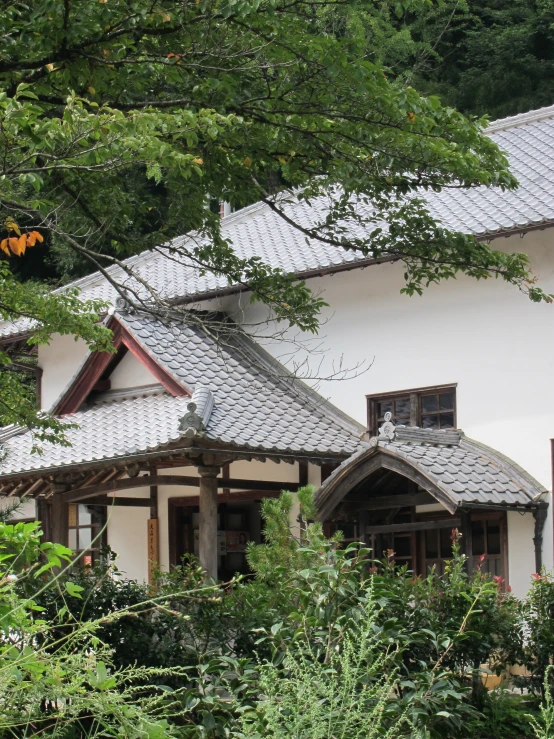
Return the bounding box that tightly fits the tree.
[405,0,554,119]
[0,0,552,437]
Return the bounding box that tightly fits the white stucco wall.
[106,491,150,581]
[0,496,36,520]
[109,351,156,389]
[508,511,537,598]
[38,333,90,410]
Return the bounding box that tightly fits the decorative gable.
[53,316,189,415]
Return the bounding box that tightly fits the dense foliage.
[16,489,554,739]
[0,514,225,739]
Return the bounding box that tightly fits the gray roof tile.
[0,311,364,477]
[3,105,554,341]
[316,425,547,513]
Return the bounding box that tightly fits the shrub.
[0,519,216,739]
[520,571,554,694]
[235,590,409,739]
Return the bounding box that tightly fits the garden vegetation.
[3,489,554,738]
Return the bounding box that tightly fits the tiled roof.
[315,426,547,517]
[2,104,554,342]
[0,310,364,477]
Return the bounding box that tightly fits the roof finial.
[378,411,396,442]
[179,386,214,438]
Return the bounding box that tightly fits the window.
[68,504,106,566]
[471,517,503,577]
[367,384,457,436]
[424,527,454,576]
[421,513,505,580]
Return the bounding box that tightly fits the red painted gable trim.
[54,317,189,416]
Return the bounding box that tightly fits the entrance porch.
[316,423,548,586]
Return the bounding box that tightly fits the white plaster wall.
[508,511,537,598]
[38,334,90,410]
[109,352,156,389]
[0,496,36,520]
[106,490,150,581]
[216,229,554,590]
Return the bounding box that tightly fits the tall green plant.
[236,592,408,739]
[0,519,221,739]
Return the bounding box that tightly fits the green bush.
[17,488,554,739]
[520,572,554,695]
[0,519,236,739]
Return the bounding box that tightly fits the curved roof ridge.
[314,427,546,520]
[486,104,554,134]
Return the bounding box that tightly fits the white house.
[1,104,554,598]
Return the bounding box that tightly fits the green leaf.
[65,581,84,599]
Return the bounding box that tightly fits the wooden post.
[533,505,548,574]
[147,518,159,584]
[198,465,220,580]
[36,497,52,544]
[50,493,68,547]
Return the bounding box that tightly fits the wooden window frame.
[67,503,106,566]
[366,383,457,436]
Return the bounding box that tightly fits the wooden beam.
[365,517,461,536]
[352,492,436,511]
[168,489,282,507]
[71,496,151,507]
[63,475,300,502]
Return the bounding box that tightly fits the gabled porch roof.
[0,308,364,491]
[315,425,547,520]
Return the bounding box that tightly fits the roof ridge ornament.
[114,291,134,314]
[378,411,396,441]
[179,386,214,438]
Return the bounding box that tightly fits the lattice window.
[68,504,106,566]
[367,385,457,436]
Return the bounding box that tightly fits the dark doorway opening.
[169,496,264,580]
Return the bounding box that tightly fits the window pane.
[78,505,91,526]
[472,521,485,556]
[78,527,92,550]
[394,535,411,557]
[421,394,438,413]
[439,392,455,411]
[68,505,77,528]
[422,414,439,429]
[90,506,104,526]
[425,531,438,559]
[395,397,411,419]
[439,412,455,429]
[68,529,77,550]
[377,400,393,418]
[487,523,501,555]
[440,528,452,559]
